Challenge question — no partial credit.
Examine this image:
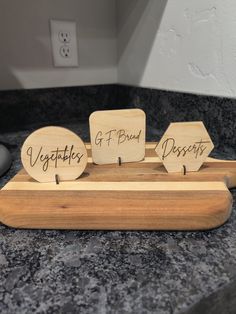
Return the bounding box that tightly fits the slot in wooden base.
[0,143,235,230]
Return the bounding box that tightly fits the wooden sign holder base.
[0,143,236,230]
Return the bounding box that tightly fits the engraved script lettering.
[161,138,211,160]
[26,145,84,172]
[95,129,142,147]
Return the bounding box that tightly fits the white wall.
[117,0,236,97]
[0,0,117,90]
[2,0,236,97]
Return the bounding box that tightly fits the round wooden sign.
[21,126,88,183]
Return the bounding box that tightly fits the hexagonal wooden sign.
[155,122,214,173]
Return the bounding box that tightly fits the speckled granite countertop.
[0,121,236,314]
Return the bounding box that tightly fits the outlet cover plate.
[50,20,78,67]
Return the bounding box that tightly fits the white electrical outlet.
[50,20,78,67]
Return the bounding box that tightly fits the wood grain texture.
[21,126,88,182]
[155,122,214,173]
[89,109,145,164]
[0,143,236,230]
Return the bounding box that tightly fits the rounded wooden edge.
[21,126,88,182]
[0,189,233,230]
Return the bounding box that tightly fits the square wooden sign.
[89,109,146,164]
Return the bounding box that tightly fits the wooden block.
[155,122,214,173]
[21,126,87,183]
[0,143,235,230]
[89,109,146,164]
